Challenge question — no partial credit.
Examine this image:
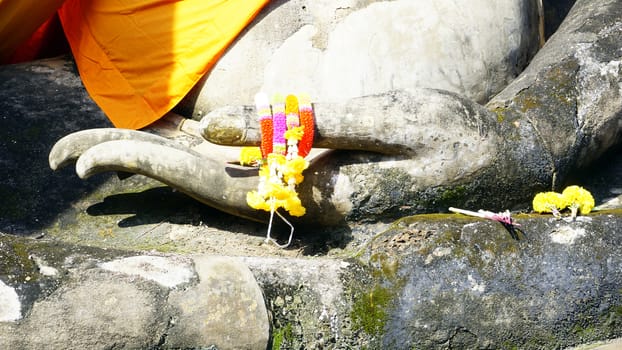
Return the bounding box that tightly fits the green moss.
[545,60,579,90]
[369,252,399,280]
[572,324,598,339]
[417,228,461,257]
[423,185,470,209]
[12,242,33,267]
[600,304,622,331]
[592,208,622,217]
[500,341,519,350]
[511,60,578,117]
[0,240,37,283]
[351,283,393,336]
[271,323,293,350]
[567,302,622,345]
[440,186,466,202]
[350,247,409,340]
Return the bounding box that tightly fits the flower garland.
[297,94,315,158]
[243,92,315,247]
[532,185,594,219]
[255,92,273,158]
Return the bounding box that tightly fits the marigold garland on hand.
[285,95,300,129]
[243,92,315,247]
[239,146,262,166]
[255,92,273,158]
[297,94,315,158]
[271,93,287,155]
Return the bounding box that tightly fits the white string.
[265,206,294,248]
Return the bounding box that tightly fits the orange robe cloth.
[0,0,67,63]
[57,0,269,129]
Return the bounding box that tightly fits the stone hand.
[49,0,622,227]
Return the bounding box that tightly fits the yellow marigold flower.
[284,126,304,141]
[267,153,286,166]
[282,157,308,185]
[247,191,270,211]
[285,173,304,186]
[265,182,294,201]
[562,185,595,215]
[284,196,306,217]
[239,147,262,166]
[258,164,270,179]
[285,157,308,173]
[532,191,568,213]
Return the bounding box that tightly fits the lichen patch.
[549,225,586,245]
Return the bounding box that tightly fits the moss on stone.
[439,185,467,204]
[545,59,579,90]
[369,252,399,280]
[0,239,37,283]
[271,322,293,350]
[493,107,507,123]
[351,283,393,336]
[349,244,409,342]
[515,93,542,112]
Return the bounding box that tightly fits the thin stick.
[265,204,276,244]
[265,205,294,248]
[274,210,294,248]
[448,207,488,219]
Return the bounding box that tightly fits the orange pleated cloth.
[58,0,269,130]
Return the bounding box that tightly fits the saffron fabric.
[0,0,66,63]
[1,0,269,129]
[1,0,268,129]
[57,0,269,129]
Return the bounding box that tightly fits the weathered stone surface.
[0,235,269,350]
[1,0,622,349]
[487,0,622,173]
[180,0,540,114]
[238,212,622,349]
[243,257,367,349]
[2,209,622,349]
[360,212,622,349]
[166,256,270,349]
[0,58,112,234]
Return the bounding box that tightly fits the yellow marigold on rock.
[532,191,568,213]
[258,165,270,179]
[562,185,595,216]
